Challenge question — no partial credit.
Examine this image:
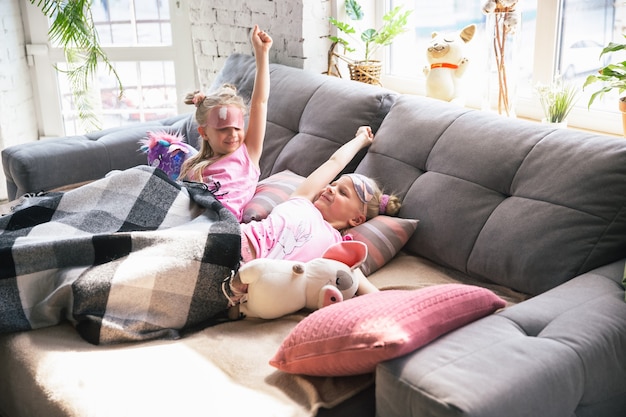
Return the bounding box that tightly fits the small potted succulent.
[535,73,579,126]
[329,0,412,85]
[583,35,626,135]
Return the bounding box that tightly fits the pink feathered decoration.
[139,131,198,181]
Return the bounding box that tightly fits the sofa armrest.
[2,136,118,201]
[2,115,193,201]
[376,260,626,417]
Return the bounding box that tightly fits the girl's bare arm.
[292,126,374,201]
[246,25,273,167]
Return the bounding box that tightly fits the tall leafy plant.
[583,36,626,107]
[30,0,123,131]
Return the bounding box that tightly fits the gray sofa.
[1,53,625,417]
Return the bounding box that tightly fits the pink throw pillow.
[270,284,506,376]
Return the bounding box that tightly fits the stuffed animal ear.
[322,241,367,270]
[318,285,344,309]
[460,24,476,43]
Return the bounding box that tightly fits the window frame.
[21,0,197,138]
[373,0,622,136]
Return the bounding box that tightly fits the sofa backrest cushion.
[2,115,191,200]
[208,54,398,180]
[356,94,626,295]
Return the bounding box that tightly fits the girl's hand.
[251,25,273,53]
[355,126,374,146]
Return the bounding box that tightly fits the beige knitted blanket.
[0,315,373,417]
[0,253,526,417]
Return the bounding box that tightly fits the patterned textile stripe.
[186,182,243,328]
[0,277,31,332]
[119,168,186,230]
[2,168,173,279]
[0,196,59,232]
[0,194,62,279]
[185,232,242,327]
[53,167,180,232]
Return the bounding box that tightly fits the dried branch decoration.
[482,0,520,116]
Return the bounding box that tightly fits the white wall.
[0,0,39,201]
[188,0,332,89]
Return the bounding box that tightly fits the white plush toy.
[423,24,476,103]
[236,240,368,319]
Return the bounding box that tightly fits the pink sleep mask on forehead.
[343,173,374,204]
[205,105,244,129]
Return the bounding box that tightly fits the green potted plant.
[29,0,123,131]
[583,35,626,135]
[329,0,412,85]
[535,73,579,126]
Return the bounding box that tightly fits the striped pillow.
[344,216,419,276]
[242,170,305,223]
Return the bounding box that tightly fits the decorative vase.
[541,118,568,129]
[348,60,382,86]
[482,11,522,117]
[619,97,626,136]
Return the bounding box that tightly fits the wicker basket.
[348,60,382,85]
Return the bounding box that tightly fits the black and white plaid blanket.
[0,166,241,344]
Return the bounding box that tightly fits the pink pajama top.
[200,144,260,222]
[240,197,342,262]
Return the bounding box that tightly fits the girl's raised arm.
[246,25,273,168]
[292,126,374,201]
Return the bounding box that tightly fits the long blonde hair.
[179,84,247,181]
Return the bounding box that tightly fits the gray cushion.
[356,94,626,295]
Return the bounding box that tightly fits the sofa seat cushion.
[0,318,373,417]
[0,252,526,417]
[367,251,529,305]
[376,261,626,417]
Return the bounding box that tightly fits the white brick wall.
[189,0,332,89]
[302,0,333,68]
[0,0,39,201]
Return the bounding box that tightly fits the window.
[362,0,624,135]
[23,0,197,137]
